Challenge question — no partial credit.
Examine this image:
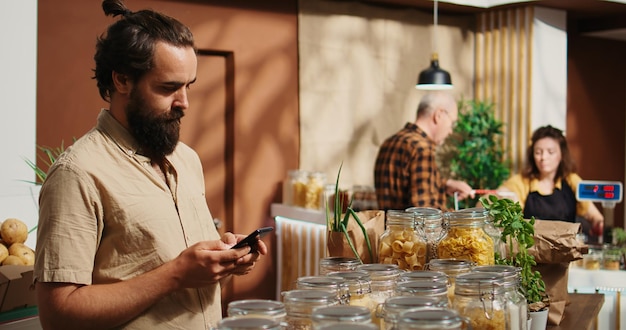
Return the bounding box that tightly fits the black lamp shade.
[416,59,453,90]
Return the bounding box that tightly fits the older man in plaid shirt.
[374,91,474,211]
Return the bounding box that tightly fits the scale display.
[576,181,623,203]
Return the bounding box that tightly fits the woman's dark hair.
[93,0,195,102]
[521,125,576,181]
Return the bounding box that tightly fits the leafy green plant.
[326,164,374,263]
[439,99,510,209]
[23,142,68,185]
[480,195,548,311]
[612,227,626,246]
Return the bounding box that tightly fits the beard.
[125,89,185,159]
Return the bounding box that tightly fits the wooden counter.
[547,293,605,330]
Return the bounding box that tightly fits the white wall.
[0,0,38,250]
[298,0,475,188]
[531,6,567,132]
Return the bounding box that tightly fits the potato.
[8,243,34,266]
[1,218,28,245]
[0,244,8,264]
[2,255,25,266]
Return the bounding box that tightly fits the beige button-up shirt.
[34,109,222,329]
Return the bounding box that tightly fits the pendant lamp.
[416,0,453,90]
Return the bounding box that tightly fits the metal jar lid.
[381,296,446,321]
[454,271,506,295]
[356,263,401,280]
[397,307,465,329]
[281,289,338,304]
[395,281,449,296]
[425,258,474,271]
[296,276,346,290]
[384,296,444,311]
[320,256,361,268]
[397,270,449,283]
[227,299,286,318]
[472,265,521,284]
[406,207,443,226]
[311,305,372,323]
[317,324,378,330]
[216,316,281,330]
[327,270,372,295]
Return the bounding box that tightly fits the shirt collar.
[405,122,428,138]
[95,109,148,161]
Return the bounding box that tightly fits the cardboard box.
[0,266,36,312]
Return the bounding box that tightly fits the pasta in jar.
[453,272,508,330]
[378,210,427,271]
[438,209,494,266]
[406,207,444,263]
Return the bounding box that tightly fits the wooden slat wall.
[475,6,534,173]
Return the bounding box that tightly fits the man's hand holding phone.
[231,227,273,254]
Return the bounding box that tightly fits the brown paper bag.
[528,220,587,264]
[327,210,385,264]
[528,220,586,325]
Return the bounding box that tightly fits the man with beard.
[33,1,266,329]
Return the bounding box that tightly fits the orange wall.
[567,32,626,228]
[37,0,299,307]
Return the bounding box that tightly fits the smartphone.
[231,227,274,252]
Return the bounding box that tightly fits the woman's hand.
[585,205,604,236]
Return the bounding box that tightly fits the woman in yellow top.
[497,125,604,235]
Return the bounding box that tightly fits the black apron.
[523,179,576,222]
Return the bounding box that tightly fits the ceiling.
[332,0,626,41]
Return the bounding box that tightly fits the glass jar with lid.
[396,270,449,285]
[458,207,504,259]
[356,263,402,329]
[284,170,309,208]
[583,246,603,270]
[394,281,450,307]
[396,307,470,330]
[305,171,326,210]
[282,289,339,330]
[472,265,528,330]
[326,271,373,310]
[227,299,287,325]
[378,210,427,271]
[316,324,378,330]
[424,259,473,304]
[296,276,349,304]
[319,257,361,275]
[438,209,495,266]
[311,305,373,329]
[216,316,282,330]
[379,296,447,330]
[406,207,445,263]
[603,245,622,270]
[452,272,509,330]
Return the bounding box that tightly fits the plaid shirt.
[374,123,447,211]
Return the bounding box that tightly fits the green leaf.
[480,195,546,303]
[326,164,373,263]
[340,222,361,261]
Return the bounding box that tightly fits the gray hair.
[416,91,455,119]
